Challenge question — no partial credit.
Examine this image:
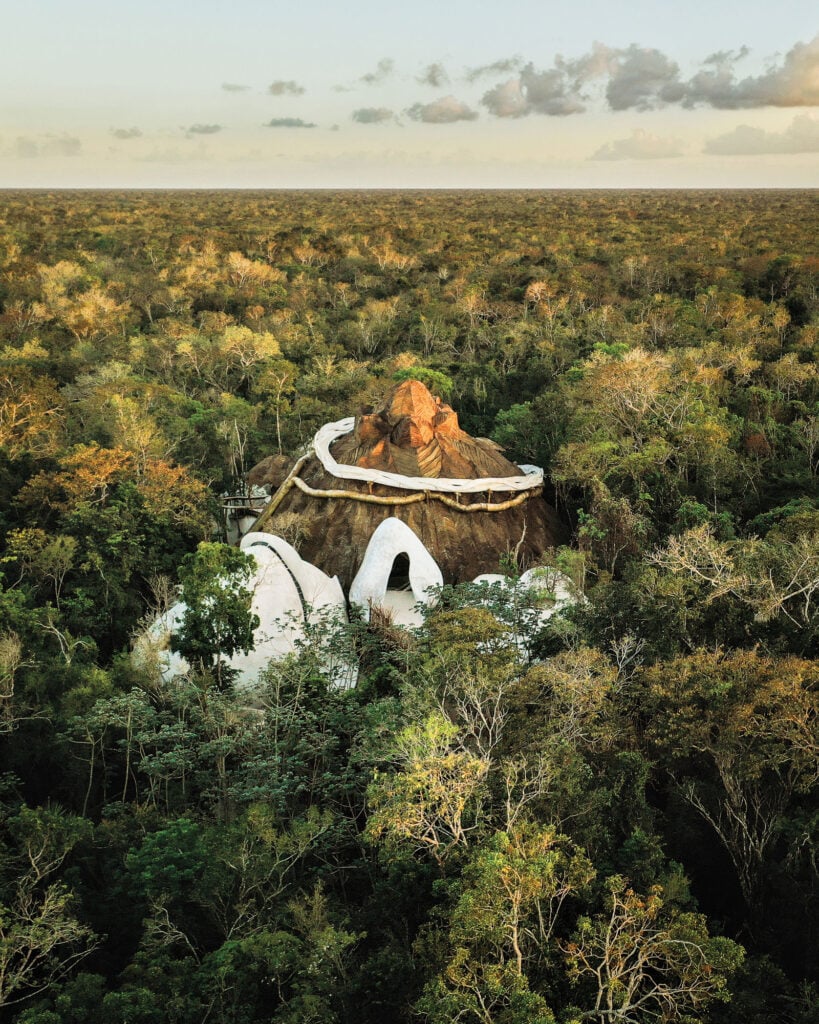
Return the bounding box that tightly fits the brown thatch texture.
[246,453,291,491]
[261,459,565,589]
[247,380,568,588]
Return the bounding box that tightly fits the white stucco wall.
[349,517,443,627]
[139,532,354,690]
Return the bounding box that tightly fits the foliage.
[171,543,260,686]
[0,189,817,1022]
[391,366,454,400]
[562,876,744,1023]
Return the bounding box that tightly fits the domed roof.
[246,379,567,587]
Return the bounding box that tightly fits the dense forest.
[0,188,817,1023]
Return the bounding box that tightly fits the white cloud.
[406,95,478,123]
[264,117,317,128]
[418,62,448,87]
[521,62,587,115]
[361,58,394,86]
[605,46,683,111]
[481,78,527,117]
[684,37,819,108]
[465,57,523,83]
[704,113,819,154]
[591,129,684,160]
[477,34,819,117]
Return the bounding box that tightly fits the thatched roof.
[247,380,567,588]
[332,379,521,480]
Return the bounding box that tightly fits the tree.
[257,358,298,454]
[1,529,77,610]
[366,712,489,867]
[643,649,819,914]
[0,370,63,459]
[0,631,27,733]
[562,876,743,1023]
[416,822,592,1024]
[19,444,134,512]
[651,523,819,632]
[0,807,98,1008]
[171,543,259,687]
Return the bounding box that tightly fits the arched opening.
[387,552,411,591]
[349,517,443,629]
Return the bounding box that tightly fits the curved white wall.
[349,517,443,627]
[139,533,354,690]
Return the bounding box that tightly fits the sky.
[1,0,818,188]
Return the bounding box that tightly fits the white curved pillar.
[350,517,443,627]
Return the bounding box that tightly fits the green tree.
[0,807,97,1009]
[171,543,259,687]
[562,876,743,1024]
[417,822,592,1024]
[642,650,819,916]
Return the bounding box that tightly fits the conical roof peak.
[331,378,521,480]
[385,378,442,426]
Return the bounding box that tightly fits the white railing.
[312,417,543,494]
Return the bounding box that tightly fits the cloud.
[352,107,394,124]
[604,37,819,110]
[682,36,819,108]
[564,42,620,83]
[111,127,142,140]
[418,62,448,87]
[264,117,317,128]
[590,129,685,160]
[479,47,613,118]
[268,79,305,96]
[465,57,523,83]
[361,58,394,85]
[604,45,683,110]
[521,62,587,115]
[481,78,528,117]
[187,123,222,135]
[406,95,478,123]
[704,113,819,154]
[12,134,82,158]
[476,35,819,117]
[481,61,588,118]
[222,82,250,93]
